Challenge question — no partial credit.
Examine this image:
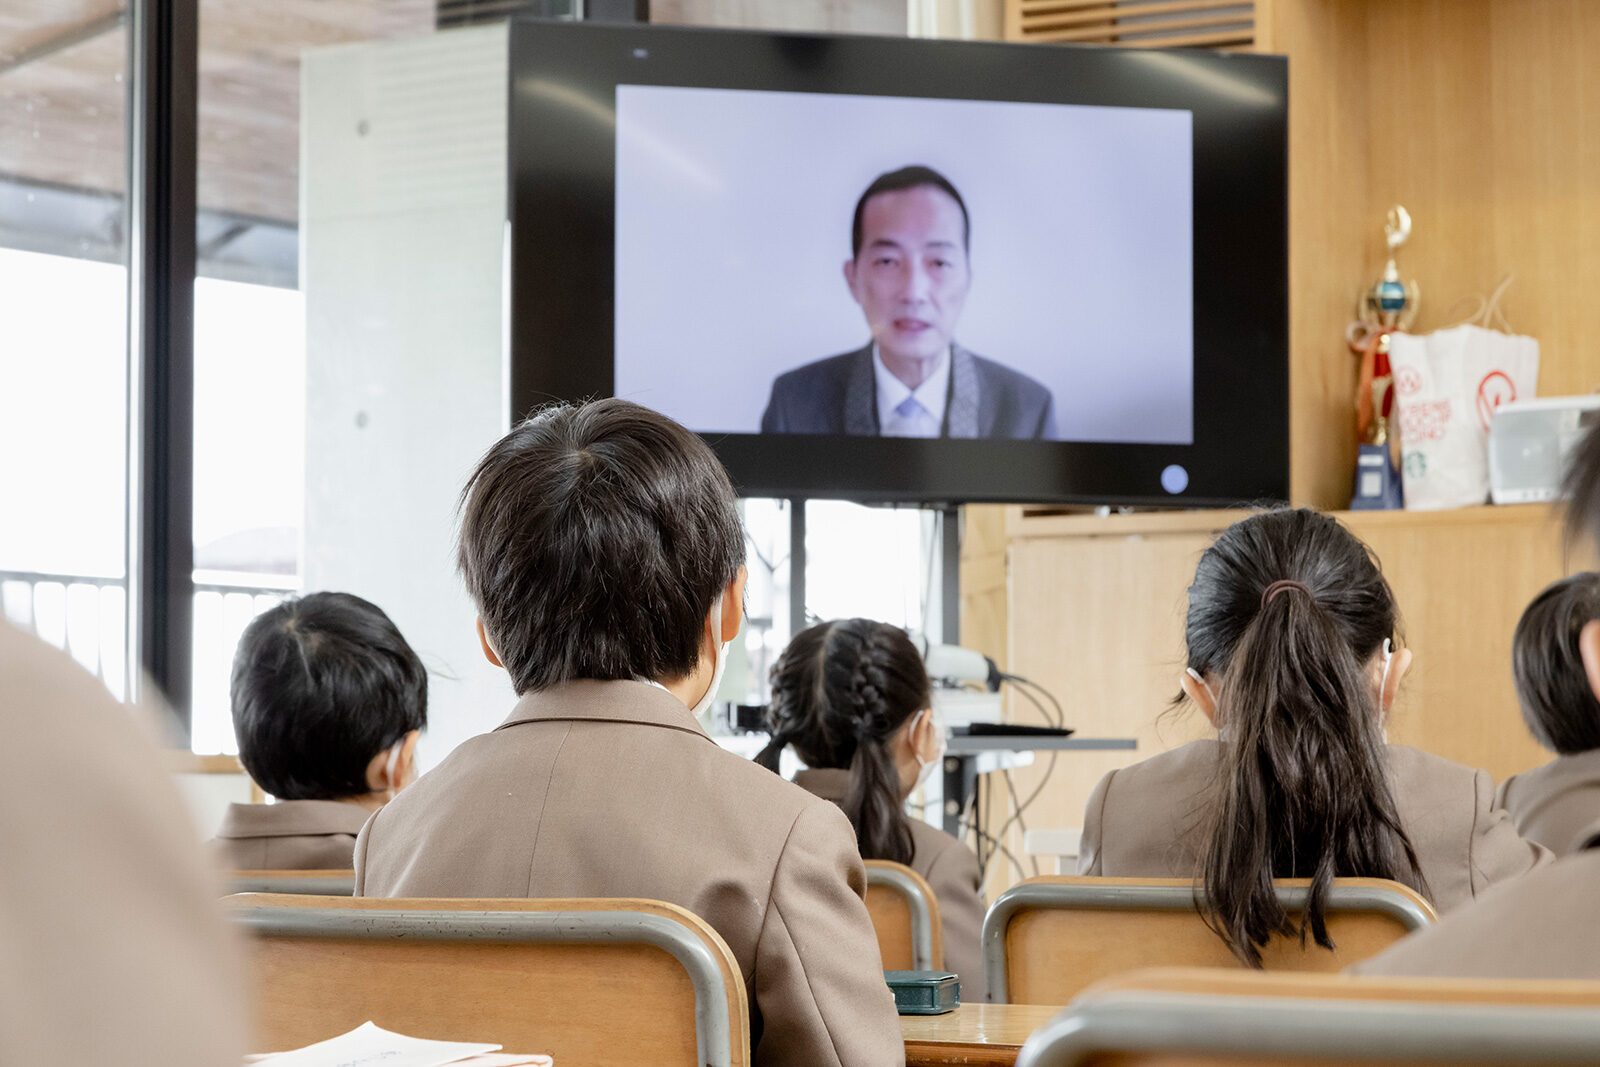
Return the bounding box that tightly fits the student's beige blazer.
[793,767,986,999]
[1,621,247,1065]
[356,680,903,1067]
[1077,738,1549,913]
[1352,822,1600,979]
[1496,748,1600,856]
[211,798,372,870]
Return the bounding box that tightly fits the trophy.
[1348,206,1418,510]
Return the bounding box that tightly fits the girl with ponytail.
[1077,509,1547,965]
[759,618,986,995]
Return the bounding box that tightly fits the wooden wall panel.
[1254,0,1372,508]
[959,504,1011,666]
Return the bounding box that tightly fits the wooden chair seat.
[226,894,750,1067]
[865,859,945,972]
[984,876,1437,1004]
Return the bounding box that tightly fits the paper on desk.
[251,1021,505,1067]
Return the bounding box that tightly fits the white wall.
[301,26,512,770]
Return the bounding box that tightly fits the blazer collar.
[496,678,715,744]
[214,798,373,841]
[842,342,980,437]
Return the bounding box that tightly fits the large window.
[0,6,131,699]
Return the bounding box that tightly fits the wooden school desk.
[901,1003,1059,1066]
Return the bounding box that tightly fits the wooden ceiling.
[1,0,434,225]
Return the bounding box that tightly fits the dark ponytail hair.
[1186,509,1426,966]
[758,618,933,865]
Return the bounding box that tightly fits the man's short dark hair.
[1512,572,1600,755]
[850,164,970,259]
[458,398,745,694]
[231,592,427,800]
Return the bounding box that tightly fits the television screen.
[510,22,1287,505]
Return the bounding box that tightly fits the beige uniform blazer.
[1352,822,1600,979]
[1077,738,1548,913]
[793,768,986,999]
[356,680,903,1067]
[0,622,247,1065]
[212,798,372,870]
[1495,748,1600,856]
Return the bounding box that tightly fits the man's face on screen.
[845,185,971,369]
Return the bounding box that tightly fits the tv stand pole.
[788,499,807,639]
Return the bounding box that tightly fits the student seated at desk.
[1353,426,1600,980]
[212,592,426,870]
[1495,572,1600,855]
[758,618,986,999]
[355,399,902,1067]
[1077,508,1547,964]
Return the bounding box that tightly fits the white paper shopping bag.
[1389,323,1539,510]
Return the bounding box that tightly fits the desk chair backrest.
[227,870,355,896]
[1014,967,1600,1066]
[864,859,944,972]
[984,876,1436,1004]
[226,894,751,1067]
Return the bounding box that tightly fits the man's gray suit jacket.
[759,343,1058,439]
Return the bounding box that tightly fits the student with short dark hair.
[212,591,426,870]
[1077,508,1546,965]
[356,399,902,1067]
[1496,573,1600,855]
[1353,427,1600,979]
[759,618,986,998]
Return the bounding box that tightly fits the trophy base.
[1350,443,1403,510]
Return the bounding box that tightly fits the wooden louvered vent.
[1006,1,1255,50]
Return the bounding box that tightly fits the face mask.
[691,592,730,728]
[911,707,946,791]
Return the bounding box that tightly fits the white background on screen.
[614,84,1193,444]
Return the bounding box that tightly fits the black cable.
[988,672,1067,876]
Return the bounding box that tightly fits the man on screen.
[760,165,1057,439]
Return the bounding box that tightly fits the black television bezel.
[508,20,1288,507]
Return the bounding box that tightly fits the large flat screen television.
[508,21,1287,506]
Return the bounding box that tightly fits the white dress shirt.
[873,344,950,437]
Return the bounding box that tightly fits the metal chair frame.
[1015,989,1600,1066]
[865,861,939,971]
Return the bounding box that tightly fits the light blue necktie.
[889,395,938,438]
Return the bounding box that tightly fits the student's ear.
[911,707,938,762]
[1180,669,1218,727]
[1380,646,1414,714]
[476,617,503,668]
[393,729,421,791]
[365,729,421,795]
[719,566,748,644]
[1580,620,1600,705]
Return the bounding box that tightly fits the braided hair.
[757,618,933,865]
